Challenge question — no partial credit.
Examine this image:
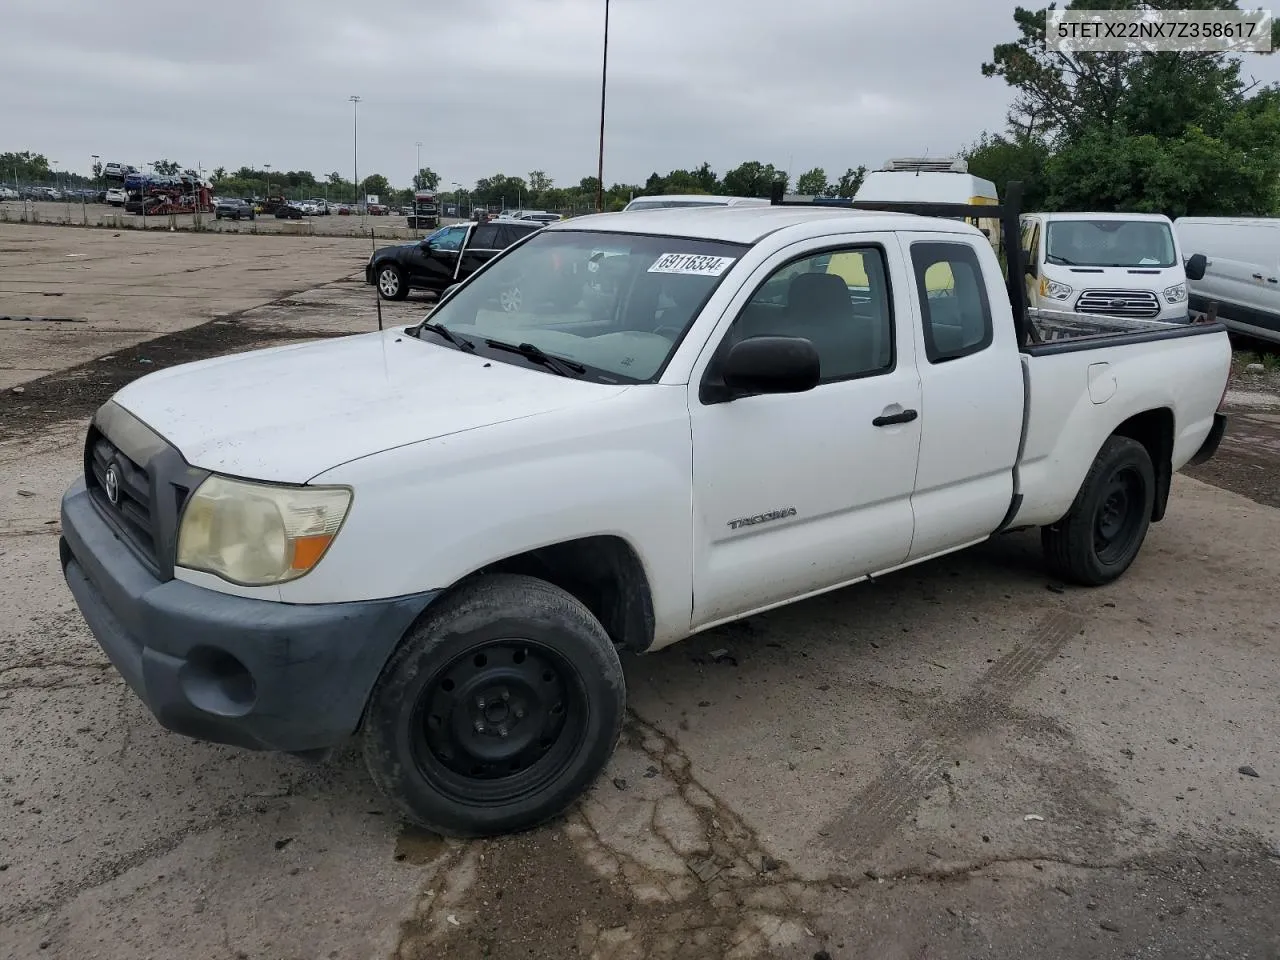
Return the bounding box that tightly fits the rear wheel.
[376,263,409,300]
[1042,435,1155,586]
[362,574,625,837]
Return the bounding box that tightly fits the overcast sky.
[7,0,1280,189]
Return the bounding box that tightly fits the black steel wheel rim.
[1093,465,1145,564]
[409,638,588,806]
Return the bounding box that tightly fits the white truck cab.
[1021,212,1195,324]
[60,199,1231,839]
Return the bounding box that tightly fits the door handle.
[873,409,919,427]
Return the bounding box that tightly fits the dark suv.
[215,198,255,221]
[365,220,543,300]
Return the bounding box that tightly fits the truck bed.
[1023,306,1219,356]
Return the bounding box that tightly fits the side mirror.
[1185,253,1207,282]
[440,283,461,302]
[1023,255,1037,278]
[718,336,820,399]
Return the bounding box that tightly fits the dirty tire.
[1042,435,1155,586]
[362,573,625,837]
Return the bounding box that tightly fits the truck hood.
[112,328,629,483]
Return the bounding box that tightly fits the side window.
[471,224,500,248]
[430,226,466,251]
[910,241,993,364]
[727,246,894,383]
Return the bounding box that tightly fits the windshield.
[425,229,748,382]
[1045,219,1176,268]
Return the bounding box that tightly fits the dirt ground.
[1,222,1279,960]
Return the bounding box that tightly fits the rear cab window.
[909,241,993,363]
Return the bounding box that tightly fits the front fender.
[293,386,696,645]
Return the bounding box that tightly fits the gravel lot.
[2,222,1279,960]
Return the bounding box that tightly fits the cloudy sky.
[7,0,1280,190]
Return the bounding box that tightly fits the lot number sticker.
[648,253,736,276]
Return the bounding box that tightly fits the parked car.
[215,198,256,221]
[307,198,331,215]
[58,200,1231,839]
[274,203,305,220]
[0,186,18,201]
[365,219,543,300]
[1020,213,1197,325]
[1174,217,1280,346]
[103,187,126,206]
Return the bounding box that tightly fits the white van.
[622,194,769,212]
[1173,217,1280,345]
[1019,212,1196,324]
[854,158,1001,249]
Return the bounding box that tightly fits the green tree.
[415,167,440,190]
[91,160,103,180]
[528,170,552,193]
[472,173,529,208]
[979,1,1280,215]
[151,159,181,176]
[963,134,1049,210]
[795,167,828,196]
[360,174,391,200]
[982,1,1280,144]
[831,165,867,199]
[721,161,788,197]
[1,151,52,183]
[212,167,227,182]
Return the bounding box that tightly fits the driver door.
[688,236,922,629]
[412,224,471,289]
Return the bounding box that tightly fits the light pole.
[415,141,422,190]
[596,0,610,213]
[350,95,362,213]
[264,163,272,198]
[91,154,100,190]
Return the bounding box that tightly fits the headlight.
[177,475,352,586]
[1040,278,1073,301]
[1163,282,1187,303]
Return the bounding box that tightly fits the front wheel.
[376,263,409,300]
[362,574,625,837]
[1042,435,1155,586]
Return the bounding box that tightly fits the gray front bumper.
[60,478,438,753]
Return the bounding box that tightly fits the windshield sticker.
[648,253,736,276]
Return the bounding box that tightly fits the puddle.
[395,824,450,865]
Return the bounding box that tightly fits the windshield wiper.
[1046,254,1078,265]
[416,321,474,351]
[483,338,586,377]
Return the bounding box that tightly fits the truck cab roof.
[547,205,984,245]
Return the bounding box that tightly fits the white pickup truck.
[60,200,1231,836]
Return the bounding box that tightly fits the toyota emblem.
[104,465,120,505]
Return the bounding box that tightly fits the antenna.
[370,227,383,331]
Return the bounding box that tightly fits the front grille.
[85,426,158,567]
[1075,288,1161,318]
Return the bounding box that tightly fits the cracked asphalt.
[2,222,1279,960]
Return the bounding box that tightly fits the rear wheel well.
[466,536,656,653]
[1111,408,1174,521]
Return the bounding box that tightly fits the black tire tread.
[361,573,624,837]
[1042,435,1155,586]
